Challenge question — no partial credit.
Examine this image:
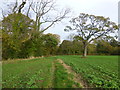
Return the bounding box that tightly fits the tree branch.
[18,0,26,13]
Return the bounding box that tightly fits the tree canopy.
[64,13,118,57]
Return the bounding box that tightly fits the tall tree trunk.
[83,45,87,57]
[83,43,87,57]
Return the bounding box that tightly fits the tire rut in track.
[57,59,89,88]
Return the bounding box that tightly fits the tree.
[2,0,70,32]
[58,40,73,55]
[29,0,70,32]
[41,33,60,55]
[64,13,118,57]
[2,13,35,59]
[57,40,83,55]
[2,13,34,41]
[96,40,113,55]
[103,36,118,47]
[95,36,119,55]
[1,0,70,60]
[18,30,43,58]
[87,44,96,55]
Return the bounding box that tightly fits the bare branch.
[27,1,33,16]
[18,0,26,13]
[29,0,70,31]
[0,8,5,18]
[12,0,18,13]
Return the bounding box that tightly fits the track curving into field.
[57,59,89,88]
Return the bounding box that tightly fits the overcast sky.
[44,0,119,42]
[0,0,119,42]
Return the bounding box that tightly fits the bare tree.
[1,0,70,32]
[29,0,70,32]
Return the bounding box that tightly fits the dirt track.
[57,59,89,88]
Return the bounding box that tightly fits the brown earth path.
[57,59,90,88]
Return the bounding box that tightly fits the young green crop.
[2,55,119,88]
[56,55,119,88]
[2,57,55,88]
[54,60,81,88]
[2,56,81,88]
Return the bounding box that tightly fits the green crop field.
[57,55,119,88]
[2,55,119,88]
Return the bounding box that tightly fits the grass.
[2,55,119,88]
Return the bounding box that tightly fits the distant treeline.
[2,13,119,60]
[57,39,120,56]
